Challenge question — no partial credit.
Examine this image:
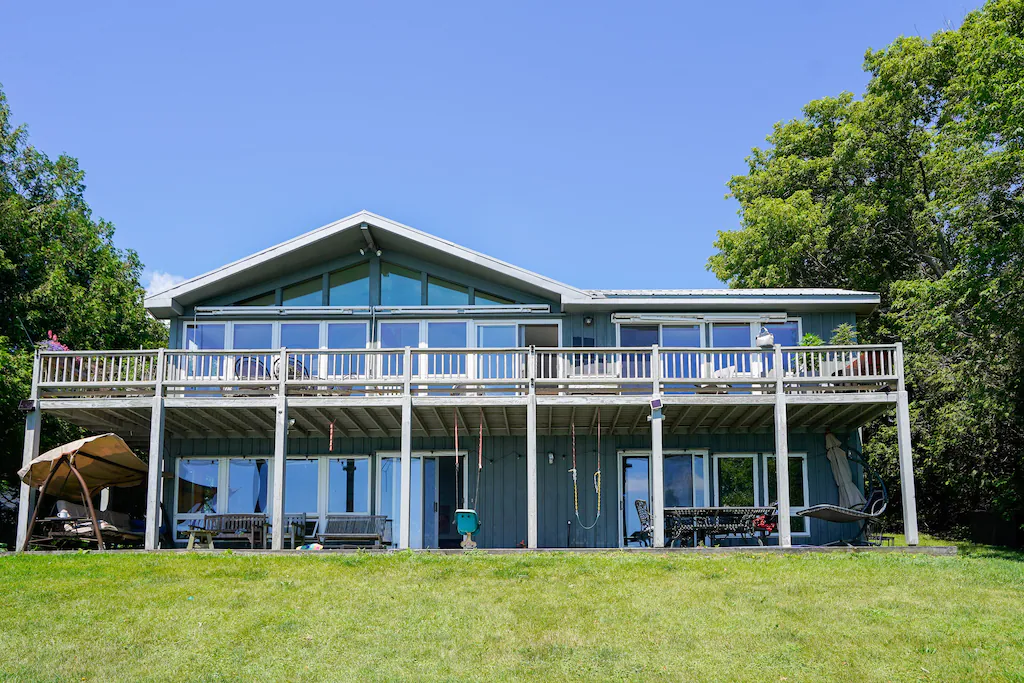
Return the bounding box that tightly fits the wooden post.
[526,346,538,549]
[145,348,166,550]
[650,345,665,548]
[399,346,413,549]
[271,349,288,550]
[773,344,792,548]
[16,351,42,552]
[894,343,919,545]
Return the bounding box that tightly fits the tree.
[708,0,1024,536]
[0,84,166,543]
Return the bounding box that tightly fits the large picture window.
[712,452,809,535]
[381,263,422,306]
[329,263,370,306]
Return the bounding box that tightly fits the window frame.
[613,316,803,348]
[711,451,811,537]
[172,453,374,541]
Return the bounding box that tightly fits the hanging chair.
[797,435,888,545]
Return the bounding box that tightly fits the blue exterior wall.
[166,430,861,548]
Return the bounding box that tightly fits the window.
[328,458,370,514]
[715,455,759,507]
[380,321,421,375]
[620,325,659,347]
[427,277,469,306]
[381,263,422,306]
[238,292,275,306]
[282,323,320,375]
[233,323,272,349]
[186,324,225,351]
[328,322,368,376]
[285,459,319,514]
[177,459,220,515]
[427,321,467,375]
[282,278,323,307]
[764,321,800,347]
[664,453,706,507]
[475,291,514,305]
[227,459,270,514]
[712,453,810,535]
[766,454,809,534]
[329,263,370,306]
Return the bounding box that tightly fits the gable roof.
[144,210,881,317]
[145,210,590,317]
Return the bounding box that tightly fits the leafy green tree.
[709,0,1024,536]
[0,85,166,541]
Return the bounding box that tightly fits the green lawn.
[1,545,1022,682]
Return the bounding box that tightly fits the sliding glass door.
[377,456,440,549]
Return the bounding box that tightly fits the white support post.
[650,344,665,548]
[145,348,166,550]
[894,343,919,545]
[99,488,110,512]
[16,352,42,552]
[271,349,288,550]
[399,347,413,550]
[773,344,792,548]
[526,346,538,549]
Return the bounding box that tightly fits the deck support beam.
[773,345,792,548]
[271,350,288,550]
[526,347,538,549]
[650,346,665,548]
[16,352,42,552]
[145,350,166,549]
[399,348,413,550]
[895,343,919,546]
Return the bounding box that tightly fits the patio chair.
[629,499,653,547]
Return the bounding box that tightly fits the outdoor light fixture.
[755,326,775,348]
[583,316,593,326]
[547,452,555,465]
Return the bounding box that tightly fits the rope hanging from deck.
[454,408,460,510]
[472,408,483,510]
[570,411,601,531]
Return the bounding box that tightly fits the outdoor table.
[664,506,777,546]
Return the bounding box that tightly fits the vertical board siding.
[801,312,857,343]
[562,313,616,348]
[167,429,862,547]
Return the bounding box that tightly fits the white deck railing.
[34,344,901,399]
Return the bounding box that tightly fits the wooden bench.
[186,513,266,549]
[317,515,388,548]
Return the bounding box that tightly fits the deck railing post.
[271,348,288,550]
[145,348,166,550]
[399,347,413,549]
[773,344,793,548]
[527,345,538,549]
[650,344,665,548]
[15,350,42,552]
[894,342,919,545]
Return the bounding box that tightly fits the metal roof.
[144,211,880,318]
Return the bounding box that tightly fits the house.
[16,210,918,550]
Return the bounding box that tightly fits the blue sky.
[1,2,980,293]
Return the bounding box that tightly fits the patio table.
[665,506,777,546]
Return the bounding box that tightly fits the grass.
[1,544,1022,682]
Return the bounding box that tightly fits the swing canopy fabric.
[18,433,148,497]
[825,432,866,509]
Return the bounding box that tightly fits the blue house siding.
[165,429,861,548]
[800,312,857,343]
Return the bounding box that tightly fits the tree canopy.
[0,84,166,535]
[709,0,1024,534]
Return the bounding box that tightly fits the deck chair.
[797,443,888,545]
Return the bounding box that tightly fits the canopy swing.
[797,431,889,545]
[570,410,602,532]
[19,433,149,551]
[454,408,483,549]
